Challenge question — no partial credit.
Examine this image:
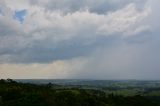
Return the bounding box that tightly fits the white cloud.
[2,0,150,38]
[22,3,150,42]
[97,4,151,37]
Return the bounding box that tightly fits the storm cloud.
[0,0,159,79]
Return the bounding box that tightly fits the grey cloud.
[0,0,151,63]
[0,35,115,63]
[0,0,160,80]
[69,38,160,80]
[0,0,153,64]
[29,0,147,14]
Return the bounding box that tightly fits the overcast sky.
[0,0,160,79]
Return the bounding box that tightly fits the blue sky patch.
[14,9,27,23]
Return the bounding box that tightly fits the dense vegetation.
[0,79,160,106]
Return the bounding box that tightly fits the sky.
[0,0,160,79]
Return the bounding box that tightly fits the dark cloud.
[41,0,146,14]
[0,35,115,63]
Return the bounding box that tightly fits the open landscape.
[0,0,160,105]
[0,79,160,106]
